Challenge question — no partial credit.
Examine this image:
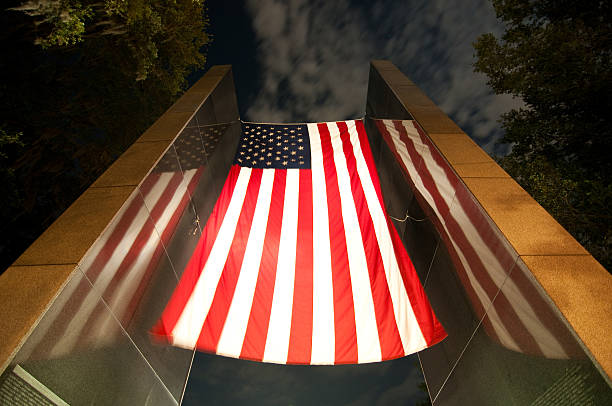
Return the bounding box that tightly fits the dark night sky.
[184,352,427,405]
[183,0,514,404]
[197,0,521,155]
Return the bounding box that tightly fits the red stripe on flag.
[241,170,287,361]
[387,218,446,347]
[197,168,263,352]
[151,165,241,339]
[336,121,404,360]
[355,120,386,209]
[318,123,358,364]
[287,169,313,364]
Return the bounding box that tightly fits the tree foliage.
[474,0,612,270]
[0,1,209,271]
[0,126,24,220]
[14,0,209,94]
[12,0,94,47]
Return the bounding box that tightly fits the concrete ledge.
[13,186,136,266]
[390,84,464,134]
[427,133,493,165]
[371,60,416,86]
[203,64,232,77]
[408,108,464,135]
[453,162,511,178]
[91,141,172,188]
[463,177,588,256]
[138,111,195,142]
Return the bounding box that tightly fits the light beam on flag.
[151,119,446,365]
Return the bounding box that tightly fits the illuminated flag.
[152,120,446,365]
[376,119,580,359]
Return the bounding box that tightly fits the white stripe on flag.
[263,169,300,363]
[172,167,252,349]
[308,122,336,364]
[328,121,382,363]
[348,121,427,353]
[217,169,276,357]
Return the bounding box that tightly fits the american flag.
[18,123,228,361]
[376,119,581,359]
[151,120,446,365]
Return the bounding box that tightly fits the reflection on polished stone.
[367,116,612,403]
[8,269,177,405]
[1,67,241,404]
[432,263,612,405]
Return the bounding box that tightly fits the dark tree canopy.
[474,0,612,270]
[14,0,210,95]
[0,1,210,272]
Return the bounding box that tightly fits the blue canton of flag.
[235,123,311,169]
